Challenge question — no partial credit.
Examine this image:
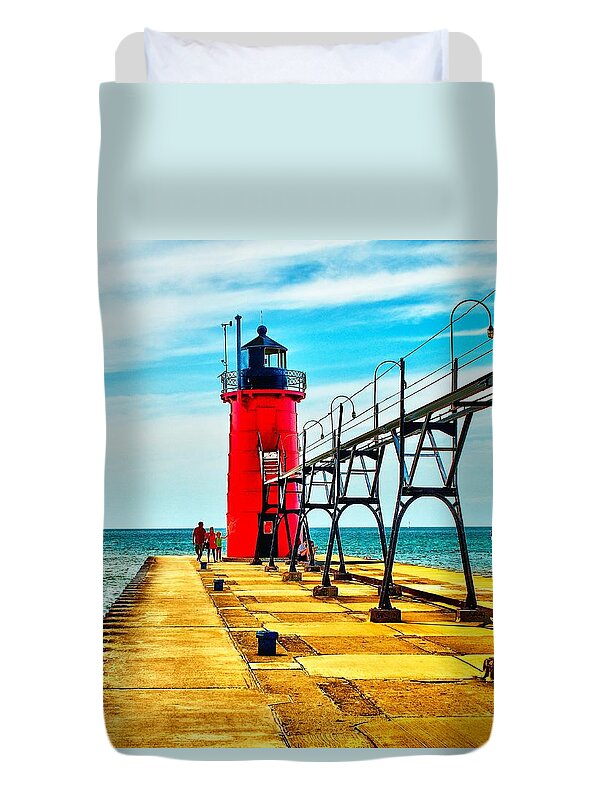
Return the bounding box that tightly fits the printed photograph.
[100,239,495,750]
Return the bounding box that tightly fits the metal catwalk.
[251,297,494,622]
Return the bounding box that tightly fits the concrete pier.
[104,556,493,749]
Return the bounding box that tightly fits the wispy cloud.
[99,239,356,294]
[100,240,495,371]
[105,390,222,421]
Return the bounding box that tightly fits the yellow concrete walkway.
[104,556,493,749]
[104,557,285,748]
[338,557,493,608]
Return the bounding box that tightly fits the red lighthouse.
[220,320,306,560]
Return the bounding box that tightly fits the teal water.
[103,526,492,614]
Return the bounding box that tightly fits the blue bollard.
[213,578,224,591]
[199,561,207,570]
[256,629,279,656]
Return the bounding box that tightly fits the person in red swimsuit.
[192,521,206,561]
[208,527,217,562]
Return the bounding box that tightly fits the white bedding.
[115,32,482,83]
[143,29,448,83]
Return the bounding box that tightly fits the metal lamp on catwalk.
[220,317,306,560]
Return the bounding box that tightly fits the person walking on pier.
[214,529,223,561]
[208,527,217,562]
[192,522,206,561]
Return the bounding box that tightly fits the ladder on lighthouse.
[261,448,281,485]
[252,437,284,563]
[259,436,282,523]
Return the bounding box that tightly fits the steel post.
[377,358,406,610]
[453,499,478,609]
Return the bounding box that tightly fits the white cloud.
[99,239,356,293]
[100,249,495,371]
[105,390,222,421]
[270,263,494,309]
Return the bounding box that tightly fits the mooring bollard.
[199,560,207,570]
[213,578,224,591]
[256,629,279,656]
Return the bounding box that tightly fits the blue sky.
[99,240,495,528]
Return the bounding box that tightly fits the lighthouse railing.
[220,369,306,393]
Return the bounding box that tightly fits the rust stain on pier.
[104,556,493,749]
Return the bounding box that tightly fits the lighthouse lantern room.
[220,319,306,560]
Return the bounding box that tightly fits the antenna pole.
[235,315,243,389]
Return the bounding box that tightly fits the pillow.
[144,29,448,83]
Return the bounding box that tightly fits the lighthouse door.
[258,520,275,558]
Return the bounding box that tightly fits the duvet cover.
[99,81,497,753]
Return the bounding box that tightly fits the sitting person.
[297,539,308,562]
